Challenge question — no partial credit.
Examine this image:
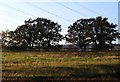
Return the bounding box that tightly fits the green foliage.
[66,16,120,51]
[92,17,119,51]
[66,18,94,51]
[3,17,63,51]
[1,30,10,47]
[1,16,120,51]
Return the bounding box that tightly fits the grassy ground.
[1,51,120,81]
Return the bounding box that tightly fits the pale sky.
[0,0,119,44]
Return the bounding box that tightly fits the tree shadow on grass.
[28,63,120,80]
[2,63,120,81]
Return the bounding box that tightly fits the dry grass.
[2,51,120,80]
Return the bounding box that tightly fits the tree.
[34,18,63,51]
[0,30,18,50]
[66,16,120,51]
[1,30,10,48]
[92,16,120,51]
[65,18,94,52]
[13,24,33,50]
[7,17,63,51]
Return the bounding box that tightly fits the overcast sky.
[0,0,119,44]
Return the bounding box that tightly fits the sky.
[0,0,119,44]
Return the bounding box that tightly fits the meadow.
[1,51,120,81]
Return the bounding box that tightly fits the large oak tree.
[66,16,120,51]
[92,16,119,51]
[7,17,63,51]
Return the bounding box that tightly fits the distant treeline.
[1,16,120,52]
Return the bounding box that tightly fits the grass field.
[1,51,120,81]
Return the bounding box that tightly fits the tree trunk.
[37,44,40,51]
[83,45,86,52]
[46,40,50,51]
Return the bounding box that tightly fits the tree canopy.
[2,17,63,51]
[66,16,120,51]
[1,16,120,51]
